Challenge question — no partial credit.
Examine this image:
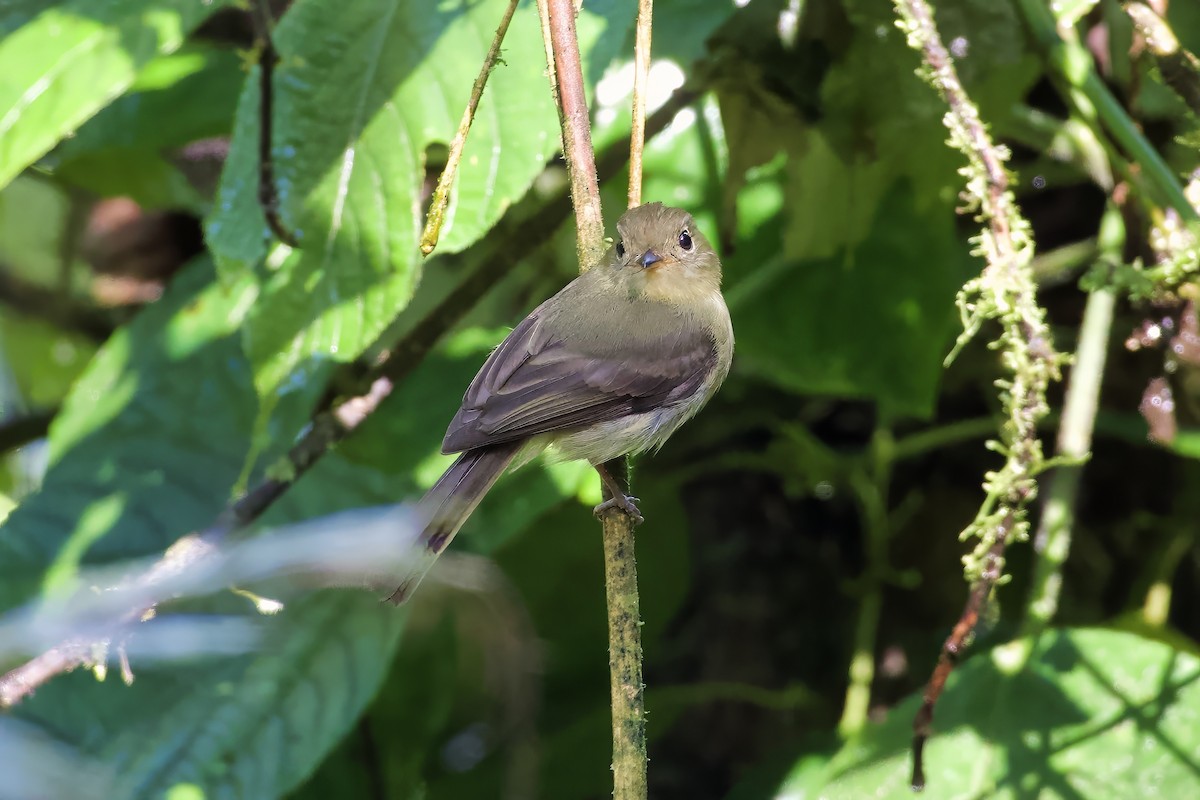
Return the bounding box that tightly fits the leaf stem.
[420,0,522,256]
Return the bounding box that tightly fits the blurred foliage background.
[2,0,1200,797]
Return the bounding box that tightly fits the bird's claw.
[593,494,644,525]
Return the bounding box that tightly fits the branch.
[0,409,55,454]
[893,0,1062,791]
[250,0,299,248]
[0,81,701,711]
[542,0,606,270]
[420,0,521,256]
[420,0,518,255]
[540,0,648,796]
[0,267,119,341]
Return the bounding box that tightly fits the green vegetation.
[0,0,1199,797]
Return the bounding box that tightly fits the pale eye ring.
[616,241,626,258]
[678,229,693,251]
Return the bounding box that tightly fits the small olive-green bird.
[389,202,733,603]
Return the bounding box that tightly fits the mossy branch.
[893,0,1064,790]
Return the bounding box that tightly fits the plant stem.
[627,0,653,209]
[838,429,894,739]
[1016,0,1198,221]
[250,0,298,247]
[891,417,998,462]
[543,0,606,270]
[894,0,1061,789]
[540,0,648,795]
[1022,286,1115,636]
[420,0,521,256]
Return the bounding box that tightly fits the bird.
[388,202,734,603]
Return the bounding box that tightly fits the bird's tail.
[387,442,523,604]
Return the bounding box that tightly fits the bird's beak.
[640,250,662,269]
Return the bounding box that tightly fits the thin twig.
[250,0,299,248]
[893,0,1061,790]
[627,0,654,209]
[540,0,648,795]
[0,82,701,711]
[0,267,120,341]
[420,0,521,256]
[910,528,1008,787]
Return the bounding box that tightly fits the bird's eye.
[616,241,626,258]
[678,229,693,251]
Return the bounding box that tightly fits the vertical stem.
[1022,286,1115,636]
[838,429,894,739]
[543,0,606,269]
[538,0,648,796]
[627,0,653,209]
[602,461,648,800]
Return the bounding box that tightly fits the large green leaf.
[728,183,975,419]
[0,0,228,191]
[45,47,243,210]
[206,0,634,398]
[804,628,1200,799]
[0,261,406,798]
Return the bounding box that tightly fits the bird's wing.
[441,308,716,454]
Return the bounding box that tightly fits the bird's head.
[608,203,722,305]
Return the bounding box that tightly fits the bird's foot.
[593,494,644,525]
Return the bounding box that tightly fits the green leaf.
[57,47,242,158]
[0,0,229,191]
[206,0,631,398]
[1054,0,1101,29]
[0,259,259,604]
[46,47,243,210]
[0,258,413,798]
[0,315,96,409]
[16,591,406,798]
[729,184,975,419]
[809,628,1200,798]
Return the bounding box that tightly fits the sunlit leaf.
[0,0,229,191]
[809,629,1200,799]
[206,0,635,398]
